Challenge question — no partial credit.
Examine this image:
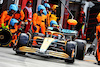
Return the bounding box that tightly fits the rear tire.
[75,39,86,60]
[76,44,85,60]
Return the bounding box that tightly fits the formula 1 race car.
[47,27,87,60]
[13,27,87,63]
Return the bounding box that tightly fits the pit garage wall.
[0,0,18,14]
[0,0,3,14]
[1,0,15,13]
[62,0,69,29]
[36,0,42,12]
[69,3,80,21]
[14,0,19,6]
[59,0,66,28]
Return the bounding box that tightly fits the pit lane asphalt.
[0,46,99,67]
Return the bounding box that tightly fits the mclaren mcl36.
[13,27,87,63]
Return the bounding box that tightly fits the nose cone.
[40,38,55,53]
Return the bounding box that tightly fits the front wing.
[17,46,73,60]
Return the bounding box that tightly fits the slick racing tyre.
[65,57,75,63]
[16,51,26,55]
[65,41,76,57]
[75,39,86,60]
[76,45,85,60]
[65,41,76,63]
[76,42,86,60]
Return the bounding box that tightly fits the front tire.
[65,57,75,63]
[65,41,76,63]
[16,51,26,55]
[65,41,76,56]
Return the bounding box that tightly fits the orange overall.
[13,10,25,29]
[96,25,100,61]
[32,13,45,46]
[46,11,51,26]
[41,14,47,33]
[32,13,45,35]
[13,10,25,21]
[9,24,18,46]
[0,11,13,28]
